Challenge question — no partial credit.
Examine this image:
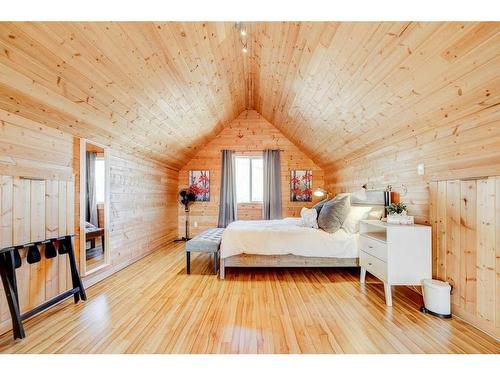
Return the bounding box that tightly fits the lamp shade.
[313,188,327,198]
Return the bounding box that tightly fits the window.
[235,156,263,203]
[95,158,105,203]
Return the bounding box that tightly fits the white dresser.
[359,220,432,306]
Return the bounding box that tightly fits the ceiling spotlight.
[242,46,248,53]
[240,29,247,36]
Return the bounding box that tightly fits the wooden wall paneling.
[459,180,477,314]
[496,177,500,330]
[45,180,59,299]
[45,180,59,238]
[66,180,75,236]
[0,176,13,248]
[12,177,32,246]
[12,177,30,313]
[475,178,496,325]
[66,179,75,288]
[29,180,46,308]
[436,181,447,280]
[428,181,438,278]
[29,180,45,242]
[432,176,499,340]
[0,176,13,323]
[445,180,461,306]
[57,181,68,293]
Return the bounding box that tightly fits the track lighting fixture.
[235,22,249,54]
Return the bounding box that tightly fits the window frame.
[235,155,264,204]
[95,156,106,204]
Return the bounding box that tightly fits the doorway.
[80,139,110,275]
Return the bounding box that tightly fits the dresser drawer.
[360,251,387,281]
[360,235,387,261]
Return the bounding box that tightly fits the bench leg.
[213,252,218,275]
[186,251,190,274]
[219,258,225,279]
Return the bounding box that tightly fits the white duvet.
[220,218,359,259]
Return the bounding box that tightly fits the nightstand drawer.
[360,235,387,261]
[360,251,387,281]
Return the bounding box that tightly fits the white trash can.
[420,279,452,318]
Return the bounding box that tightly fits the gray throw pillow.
[317,195,350,233]
[312,198,329,215]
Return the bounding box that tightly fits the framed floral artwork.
[188,170,210,202]
[290,170,312,202]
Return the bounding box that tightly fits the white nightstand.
[359,220,432,306]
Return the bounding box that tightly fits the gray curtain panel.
[218,150,237,228]
[86,151,98,226]
[263,149,282,220]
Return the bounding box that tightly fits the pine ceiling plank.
[0,21,498,170]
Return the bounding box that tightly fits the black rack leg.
[66,237,86,302]
[0,252,25,339]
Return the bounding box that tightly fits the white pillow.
[300,207,318,229]
[342,206,372,233]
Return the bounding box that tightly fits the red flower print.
[302,173,312,181]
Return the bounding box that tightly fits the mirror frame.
[79,139,111,276]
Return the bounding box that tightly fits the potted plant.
[386,202,407,216]
[386,202,414,224]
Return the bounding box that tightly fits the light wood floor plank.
[0,242,498,354]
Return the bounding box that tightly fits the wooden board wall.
[0,108,179,336]
[325,105,500,224]
[429,177,500,340]
[178,110,324,237]
[107,151,178,268]
[0,176,75,320]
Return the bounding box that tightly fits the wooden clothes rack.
[0,235,86,340]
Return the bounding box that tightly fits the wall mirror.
[80,139,110,276]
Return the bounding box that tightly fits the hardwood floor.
[0,242,498,354]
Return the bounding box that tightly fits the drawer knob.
[368,262,372,266]
[368,245,373,248]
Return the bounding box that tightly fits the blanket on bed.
[220,218,359,259]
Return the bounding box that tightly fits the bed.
[219,190,386,279]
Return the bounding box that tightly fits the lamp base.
[174,237,191,242]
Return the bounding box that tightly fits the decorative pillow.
[342,206,372,234]
[317,195,350,233]
[312,198,329,216]
[300,207,318,229]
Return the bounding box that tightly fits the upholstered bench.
[185,228,224,275]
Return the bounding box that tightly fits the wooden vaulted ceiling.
[0,22,499,170]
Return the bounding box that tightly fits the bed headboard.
[349,189,387,207]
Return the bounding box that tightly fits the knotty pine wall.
[430,177,500,340]
[178,110,324,237]
[325,106,500,224]
[0,108,178,335]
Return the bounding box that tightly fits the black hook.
[26,243,41,264]
[13,248,22,268]
[58,236,72,255]
[44,240,57,259]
